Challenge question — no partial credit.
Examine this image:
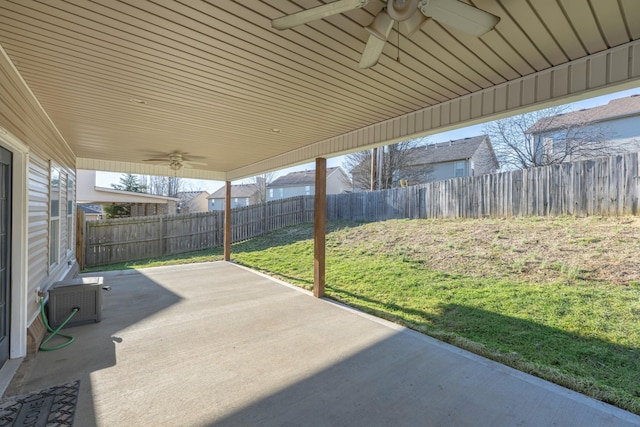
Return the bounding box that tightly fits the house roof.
[176,191,210,202]
[405,135,491,166]
[208,184,258,199]
[78,186,180,205]
[527,94,640,133]
[269,167,342,187]
[77,204,102,215]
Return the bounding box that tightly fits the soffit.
[0,1,639,180]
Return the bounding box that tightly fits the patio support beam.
[224,180,231,261]
[314,157,326,298]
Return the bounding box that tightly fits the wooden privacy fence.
[83,196,314,267]
[82,153,639,267]
[327,152,640,221]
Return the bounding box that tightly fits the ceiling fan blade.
[359,34,388,69]
[418,0,499,36]
[359,11,394,69]
[142,158,170,162]
[272,0,372,30]
[183,161,208,166]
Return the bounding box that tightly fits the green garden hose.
[39,299,79,351]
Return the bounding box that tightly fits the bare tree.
[146,175,186,197]
[248,172,277,204]
[483,106,614,170]
[343,138,427,191]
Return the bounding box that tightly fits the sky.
[96,87,640,194]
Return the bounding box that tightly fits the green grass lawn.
[84,217,640,414]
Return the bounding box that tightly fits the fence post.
[224,181,232,261]
[159,216,166,257]
[314,158,326,298]
[262,201,268,234]
[75,209,86,270]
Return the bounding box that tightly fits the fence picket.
[85,154,640,267]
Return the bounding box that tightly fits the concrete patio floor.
[5,261,640,426]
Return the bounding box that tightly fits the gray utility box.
[47,277,104,329]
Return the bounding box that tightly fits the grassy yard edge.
[81,218,640,414]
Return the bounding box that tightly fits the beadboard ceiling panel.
[0,0,638,180]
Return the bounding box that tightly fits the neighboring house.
[77,204,103,220]
[403,135,499,183]
[528,94,640,163]
[76,170,179,217]
[176,191,210,214]
[267,167,352,201]
[352,135,499,190]
[207,184,260,211]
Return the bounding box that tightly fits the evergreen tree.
[104,174,147,218]
[111,174,147,193]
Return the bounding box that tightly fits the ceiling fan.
[272,0,500,69]
[142,152,208,171]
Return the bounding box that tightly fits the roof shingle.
[527,94,640,133]
[405,135,489,165]
[269,167,341,187]
[208,184,258,199]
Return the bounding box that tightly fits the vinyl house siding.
[27,155,76,326]
[267,168,351,201]
[27,154,50,300]
[1,45,78,358]
[529,96,640,163]
[209,197,251,211]
[207,184,259,211]
[470,141,499,176]
[278,186,308,199]
[357,136,498,190]
[532,115,640,162]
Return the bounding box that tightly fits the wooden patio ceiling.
[0,0,639,180]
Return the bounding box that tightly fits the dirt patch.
[329,216,640,286]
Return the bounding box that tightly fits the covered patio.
[1,1,640,424]
[7,262,639,426]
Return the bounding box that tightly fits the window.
[305,185,311,195]
[269,189,273,199]
[279,188,284,198]
[49,166,61,266]
[454,161,466,177]
[66,175,74,253]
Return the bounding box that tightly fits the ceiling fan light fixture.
[401,10,429,37]
[365,10,394,41]
[169,161,183,171]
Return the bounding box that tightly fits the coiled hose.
[39,299,79,351]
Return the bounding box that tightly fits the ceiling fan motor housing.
[387,0,419,21]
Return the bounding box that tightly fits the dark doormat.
[0,380,79,426]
